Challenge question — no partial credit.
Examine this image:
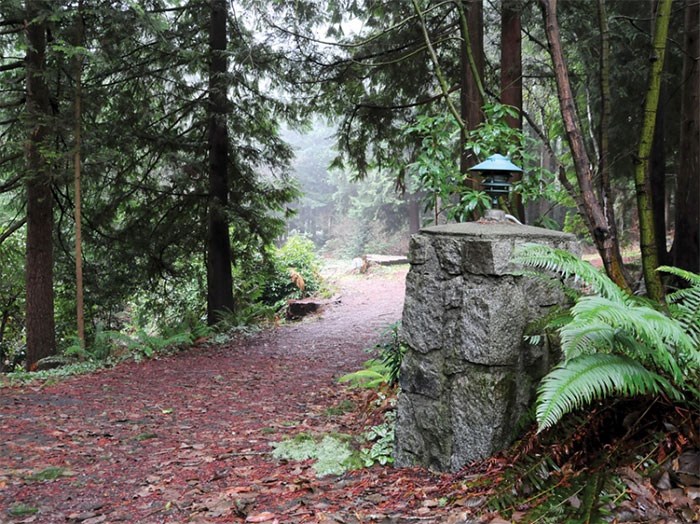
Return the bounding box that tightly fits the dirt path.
[0,268,463,524]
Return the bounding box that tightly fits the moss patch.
[271,432,363,476]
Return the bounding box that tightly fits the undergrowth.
[273,323,404,476]
[453,398,699,523]
[0,322,213,387]
[339,321,406,388]
[271,408,397,477]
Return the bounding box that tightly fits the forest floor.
[0,265,478,524]
[1,264,698,524]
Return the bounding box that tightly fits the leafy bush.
[514,244,700,432]
[377,322,407,386]
[260,234,325,307]
[339,358,392,389]
[0,231,25,372]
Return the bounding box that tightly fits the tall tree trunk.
[73,0,85,348]
[649,0,669,266]
[206,0,234,324]
[597,0,625,269]
[540,0,631,293]
[407,192,421,234]
[459,0,484,180]
[650,87,668,264]
[633,0,672,302]
[500,0,525,220]
[24,0,56,369]
[673,0,699,273]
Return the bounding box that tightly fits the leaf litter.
[0,269,466,523]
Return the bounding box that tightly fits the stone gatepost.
[394,222,578,472]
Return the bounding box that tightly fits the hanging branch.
[411,0,465,131]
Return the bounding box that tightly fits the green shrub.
[339,358,392,389]
[261,234,324,306]
[361,410,396,466]
[0,231,25,372]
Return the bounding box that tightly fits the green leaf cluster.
[361,410,396,467]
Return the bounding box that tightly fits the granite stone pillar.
[394,222,578,471]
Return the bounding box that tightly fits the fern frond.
[525,306,572,341]
[338,359,390,389]
[658,265,700,287]
[536,354,678,432]
[658,266,700,346]
[513,244,628,303]
[566,296,698,381]
[558,318,618,358]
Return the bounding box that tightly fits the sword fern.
[514,245,700,432]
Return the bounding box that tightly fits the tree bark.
[24,0,56,369]
[74,0,85,349]
[673,0,699,273]
[597,0,625,268]
[500,0,525,220]
[540,0,631,293]
[459,0,484,179]
[633,0,672,302]
[407,192,421,234]
[648,0,669,266]
[650,86,668,264]
[206,0,234,324]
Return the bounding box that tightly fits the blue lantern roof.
[469,153,523,172]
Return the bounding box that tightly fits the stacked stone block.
[395,222,578,471]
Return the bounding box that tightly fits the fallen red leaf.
[245,511,277,522]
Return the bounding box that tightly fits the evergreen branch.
[0,217,26,246]
[0,168,23,192]
[0,60,22,72]
[356,88,458,111]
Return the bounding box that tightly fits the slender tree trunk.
[74,0,85,348]
[650,87,668,264]
[24,0,56,369]
[540,0,631,293]
[500,0,525,220]
[459,0,484,180]
[673,0,699,273]
[597,0,625,268]
[206,0,234,324]
[633,0,672,301]
[407,192,421,234]
[649,0,669,266]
